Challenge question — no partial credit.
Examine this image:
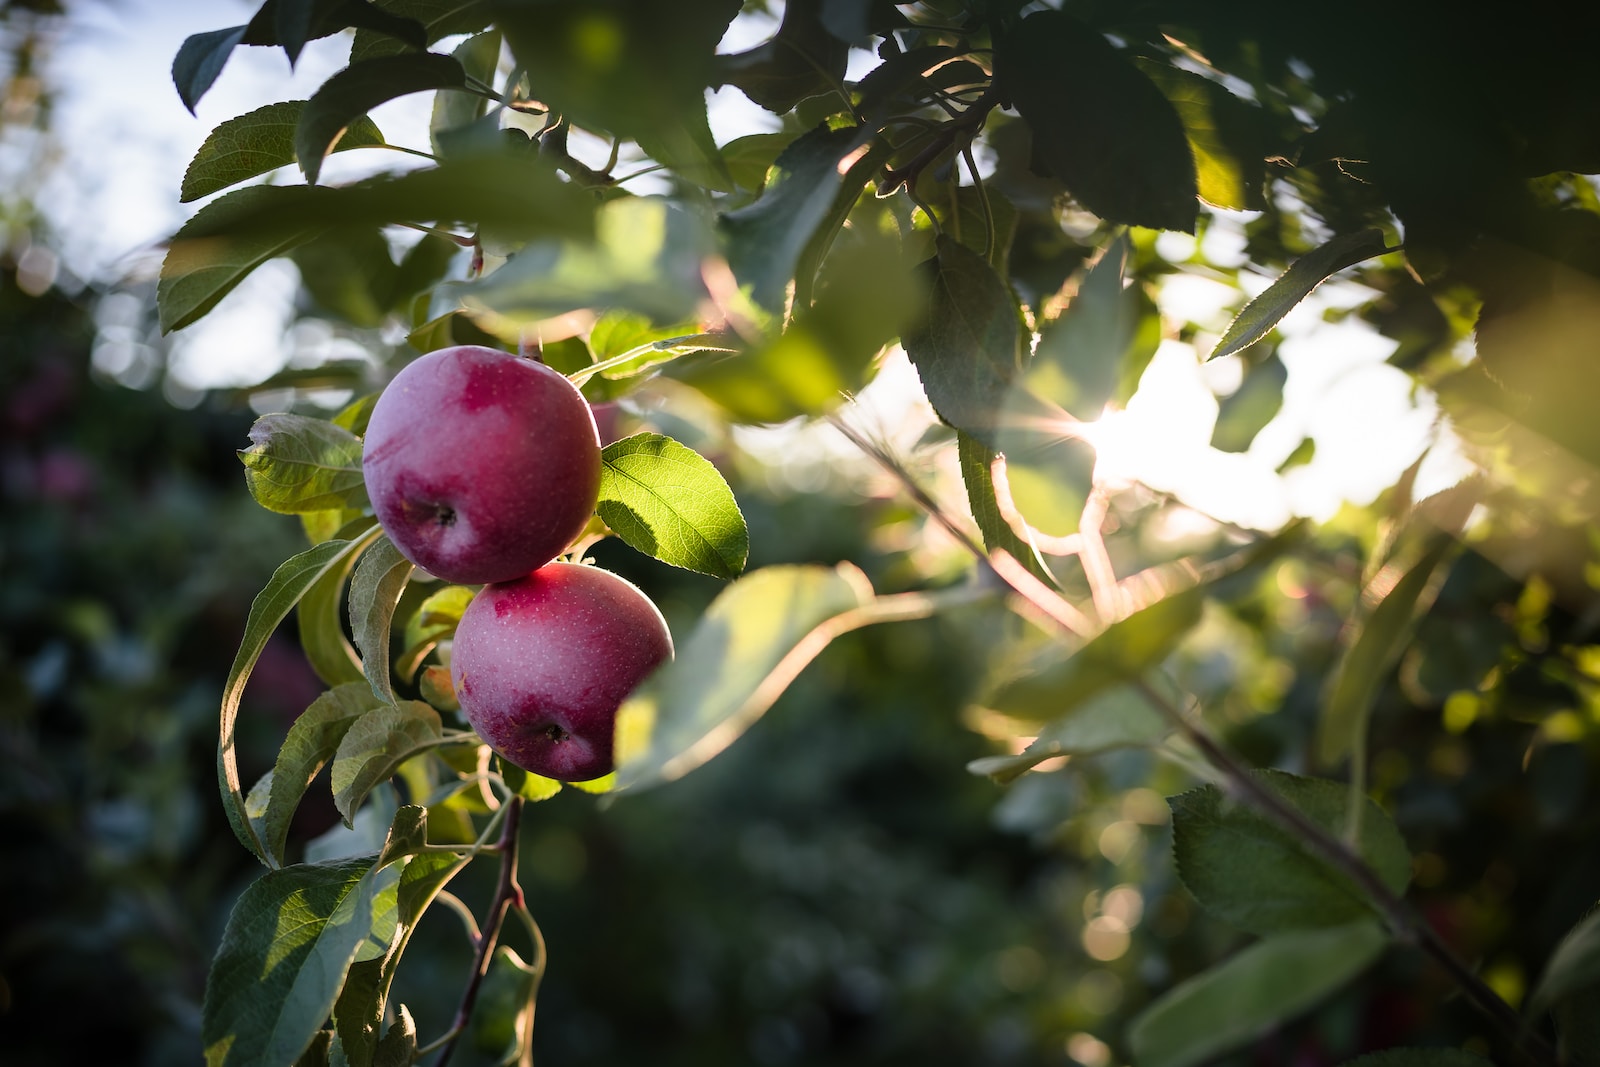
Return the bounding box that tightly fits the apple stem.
[433,795,526,1067]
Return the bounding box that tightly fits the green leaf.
[297,53,466,184]
[983,585,1205,721]
[597,433,748,579]
[292,228,401,328]
[716,0,849,114]
[1138,60,1270,212]
[720,123,874,311]
[454,946,539,1067]
[300,521,381,687]
[293,1030,332,1067]
[255,683,387,865]
[995,9,1197,232]
[352,0,492,62]
[239,413,369,515]
[160,152,592,334]
[348,536,415,705]
[372,1005,417,1067]
[956,430,1056,587]
[968,684,1170,783]
[396,583,476,683]
[1528,902,1600,1017]
[492,0,741,190]
[201,857,390,1067]
[222,536,379,864]
[902,234,1020,448]
[434,196,711,330]
[1316,534,1457,765]
[1211,351,1287,452]
[1026,236,1161,419]
[1170,770,1413,936]
[498,758,564,803]
[181,101,385,203]
[1209,229,1390,361]
[721,131,795,192]
[1127,920,1388,1067]
[1336,1052,1493,1067]
[615,564,873,791]
[430,31,500,155]
[331,701,444,824]
[173,25,248,114]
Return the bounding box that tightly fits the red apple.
[450,562,673,781]
[362,345,601,584]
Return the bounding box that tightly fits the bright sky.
[31,0,1469,533]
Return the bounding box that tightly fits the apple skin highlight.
[362,345,602,585]
[451,562,673,782]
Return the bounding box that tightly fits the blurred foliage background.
[6,2,1600,1066]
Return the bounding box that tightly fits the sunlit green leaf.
[300,521,381,687]
[181,101,384,203]
[1210,229,1390,361]
[397,584,476,683]
[331,701,445,824]
[202,857,388,1067]
[968,685,1170,782]
[1138,60,1270,212]
[498,757,564,802]
[956,431,1056,587]
[221,536,379,864]
[1128,921,1388,1067]
[1170,770,1413,936]
[616,564,873,791]
[598,433,748,579]
[239,413,369,515]
[298,53,466,184]
[995,9,1196,232]
[348,536,415,705]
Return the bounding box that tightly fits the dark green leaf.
[348,536,414,705]
[430,31,500,155]
[968,684,1170,782]
[1170,769,1413,936]
[293,1030,332,1067]
[201,857,388,1067]
[1027,236,1160,418]
[1529,902,1600,1017]
[1128,921,1388,1067]
[1337,1052,1493,1067]
[300,520,381,687]
[160,153,593,333]
[173,25,248,114]
[292,228,401,328]
[615,564,873,791]
[182,101,385,203]
[1210,229,1390,361]
[956,430,1056,587]
[716,0,849,113]
[1317,534,1457,765]
[255,683,387,865]
[244,0,427,64]
[454,946,539,1067]
[995,9,1197,232]
[493,0,741,190]
[372,1005,417,1067]
[352,0,492,62]
[721,132,795,192]
[221,536,379,864]
[721,124,874,312]
[1211,351,1288,452]
[390,232,462,310]
[331,701,444,823]
[983,585,1204,721]
[902,234,1020,448]
[297,53,466,184]
[598,433,748,579]
[239,413,369,514]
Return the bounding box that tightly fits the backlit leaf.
[297,53,466,184]
[968,684,1170,782]
[396,583,476,683]
[957,430,1055,587]
[995,9,1197,232]
[716,0,850,114]
[454,946,539,1067]
[1128,921,1388,1067]
[430,31,500,155]
[348,536,415,705]
[615,564,873,790]
[221,536,379,865]
[331,701,445,823]
[1209,229,1390,361]
[352,0,491,61]
[1211,351,1287,452]
[300,520,381,687]
[202,857,389,1067]
[598,433,748,579]
[1170,770,1413,936]
[173,25,248,114]
[239,412,369,514]
[1138,60,1270,212]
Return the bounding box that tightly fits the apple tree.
[161,1,1600,1065]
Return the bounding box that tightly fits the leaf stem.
[431,795,527,1066]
